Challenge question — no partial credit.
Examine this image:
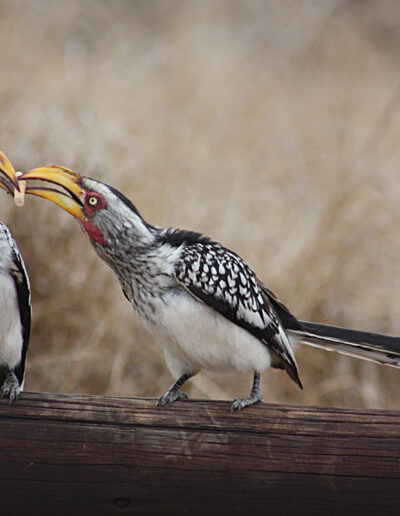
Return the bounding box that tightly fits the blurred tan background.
[1,0,400,409]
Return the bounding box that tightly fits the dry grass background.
[2,0,400,409]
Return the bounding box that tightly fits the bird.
[18,165,400,411]
[0,155,31,404]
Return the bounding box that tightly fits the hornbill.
[0,153,31,403]
[19,165,400,411]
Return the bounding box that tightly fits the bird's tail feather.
[289,321,400,368]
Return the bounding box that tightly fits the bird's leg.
[156,373,192,406]
[230,372,264,412]
[0,370,20,405]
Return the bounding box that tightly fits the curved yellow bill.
[20,166,85,220]
[0,150,20,194]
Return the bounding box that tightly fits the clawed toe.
[230,394,264,413]
[0,373,20,405]
[156,391,188,406]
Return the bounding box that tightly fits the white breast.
[0,271,23,369]
[143,291,272,379]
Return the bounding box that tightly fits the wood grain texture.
[0,392,399,515]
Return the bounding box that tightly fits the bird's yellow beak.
[0,150,20,195]
[19,166,85,220]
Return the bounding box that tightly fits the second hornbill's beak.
[19,166,85,220]
[0,151,20,195]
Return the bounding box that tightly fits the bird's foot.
[0,372,20,405]
[156,390,188,407]
[230,393,264,413]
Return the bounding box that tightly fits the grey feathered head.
[20,166,156,251]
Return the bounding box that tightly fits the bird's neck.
[91,226,182,317]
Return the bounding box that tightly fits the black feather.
[159,228,212,247]
[9,249,31,385]
[300,321,400,355]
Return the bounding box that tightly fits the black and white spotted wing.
[174,238,302,388]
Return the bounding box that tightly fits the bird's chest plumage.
[109,259,271,377]
[93,238,274,378]
[0,271,23,368]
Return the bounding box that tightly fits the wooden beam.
[0,392,399,515]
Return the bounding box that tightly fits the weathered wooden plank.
[0,392,399,515]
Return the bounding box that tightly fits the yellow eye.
[88,196,98,206]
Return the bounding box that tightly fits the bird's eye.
[88,196,98,206]
[84,192,106,212]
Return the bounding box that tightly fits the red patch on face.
[81,219,106,245]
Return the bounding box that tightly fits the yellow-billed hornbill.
[0,153,31,403]
[19,165,400,411]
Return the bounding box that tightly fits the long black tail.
[289,321,400,368]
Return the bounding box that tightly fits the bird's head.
[19,166,155,249]
[0,151,20,196]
